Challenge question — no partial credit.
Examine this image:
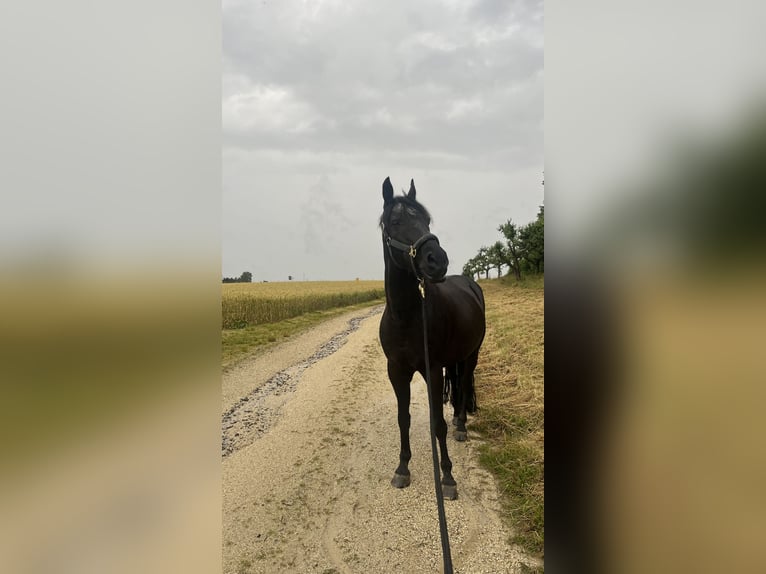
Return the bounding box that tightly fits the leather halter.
[383,227,440,281]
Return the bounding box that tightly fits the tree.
[487,241,507,277]
[498,220,523,280]
[462,260,474,278]
[462,256,482,280]
[476,246,492,279]
[223,271,254,283]
[519,205,544,274]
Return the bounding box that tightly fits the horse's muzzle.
[422,245,449,282]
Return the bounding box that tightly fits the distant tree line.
[222,271,252,283]
[463,205,544,281]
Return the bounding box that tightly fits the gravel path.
[222,306,532,574]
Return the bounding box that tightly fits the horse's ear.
[408,179,416,200]
[383,177,394,205]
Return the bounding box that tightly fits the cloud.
[221,0,544,280]
[222,0,543,166]
[300,174,353,256]
[223,83,324,134]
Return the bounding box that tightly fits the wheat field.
[221,280,385,329]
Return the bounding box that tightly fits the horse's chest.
[380,321,423,362]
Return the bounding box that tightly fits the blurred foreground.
[0,272,222,574]
[549,104,766,573]
[0,0,220,570]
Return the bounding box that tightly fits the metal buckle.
[409,245,417,258]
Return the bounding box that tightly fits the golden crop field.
[222,280,385,329]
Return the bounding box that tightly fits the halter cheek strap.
[383,228,440,282]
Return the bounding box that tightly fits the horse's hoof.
[391,473,411,488]
[452,416,459,426]
[454,430,467,442]
[442,483,458,500]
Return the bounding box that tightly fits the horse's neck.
[384,258,421,320]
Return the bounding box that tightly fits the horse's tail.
[443,363,478,413]
[466,369,477,414]
[442,365,456,406]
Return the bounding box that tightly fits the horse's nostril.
[427,253,436,264]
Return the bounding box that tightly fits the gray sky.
[222,0,543,281]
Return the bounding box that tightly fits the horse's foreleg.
[388,363,413,488]
[429,367,457,500]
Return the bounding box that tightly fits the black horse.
[378,176,486,500]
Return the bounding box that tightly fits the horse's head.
[380,176,449,282]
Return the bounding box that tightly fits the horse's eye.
[391,219,401,226]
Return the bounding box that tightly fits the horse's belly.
[443,336,482,363]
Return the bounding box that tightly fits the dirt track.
[223,306,530,574]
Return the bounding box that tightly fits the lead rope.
[419,278,454,574]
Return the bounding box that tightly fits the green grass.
[222,298,383,369]
[472,274,544,561]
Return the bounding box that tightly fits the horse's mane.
[379,194,432,228]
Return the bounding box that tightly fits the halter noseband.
[383,228,440,280]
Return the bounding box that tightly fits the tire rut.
[221,305,383,458]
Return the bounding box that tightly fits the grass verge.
[222,298,383,369]
[471,274,544,561]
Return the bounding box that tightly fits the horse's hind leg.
[388,362,413,488]
[445,364,459,426]
[454,350,479,441]
[428,366,458,499]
